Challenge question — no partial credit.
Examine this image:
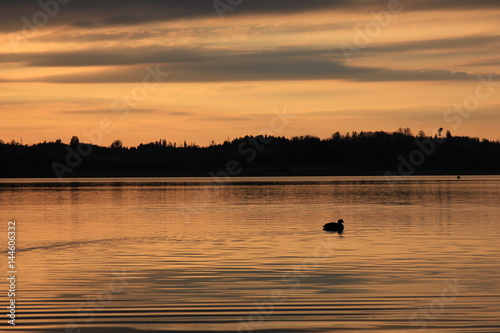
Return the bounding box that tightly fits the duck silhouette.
[323,219,345,233]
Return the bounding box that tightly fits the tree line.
[0,128,499,177]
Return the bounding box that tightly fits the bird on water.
[323,219,345,233]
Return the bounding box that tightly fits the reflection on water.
[1,176,499,332]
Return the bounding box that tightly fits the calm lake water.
[1,176,499,333]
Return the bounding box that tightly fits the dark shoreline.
[1,170,499,179]
[2,131,500,178]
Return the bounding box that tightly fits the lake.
[1,176,499,332]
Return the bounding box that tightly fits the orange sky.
[1,1,499,146]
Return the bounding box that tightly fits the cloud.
[3,33,499,68]
[2,0,500,32]
[364,35,500,55]
[462,58,500,67]
[1,44,494,83]
[6,63,487,84]
[163,111,195,116]
[0,46,208,67]
[56,108,159,114]
[1,5,498,84]
[38,30,163,43]
[0,0,347,32]
[195,114,251,122]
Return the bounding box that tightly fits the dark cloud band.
[2,0,500,32]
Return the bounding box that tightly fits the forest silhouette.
[1,128,499,178]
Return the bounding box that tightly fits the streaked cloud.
[8,63,487,84]
[2,1,500,33]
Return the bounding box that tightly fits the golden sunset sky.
[1,0,499,146]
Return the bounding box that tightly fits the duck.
[323,219,345,232]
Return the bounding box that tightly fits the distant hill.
[1,129,499,178]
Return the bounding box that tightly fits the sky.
[1,0,499,146]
